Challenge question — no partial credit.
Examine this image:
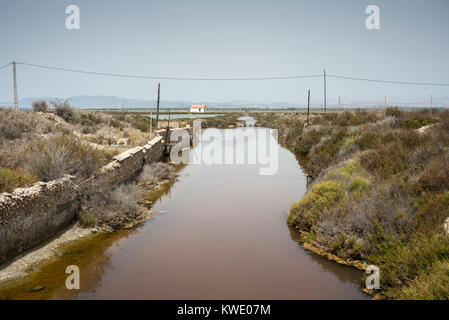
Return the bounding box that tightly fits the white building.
[190,104,207,113]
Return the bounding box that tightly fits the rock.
[27,285,45,292]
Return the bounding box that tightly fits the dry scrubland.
[0,100,156,191]
[0,100,175,230]
[255,108,449,299]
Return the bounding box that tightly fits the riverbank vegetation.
[195,113,245,129]
[255,108,449,299]
[78,162,176,230]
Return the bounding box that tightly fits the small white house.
[190,104,207,113]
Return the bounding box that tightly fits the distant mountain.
[0,95,448,109]
[0,95,297,109]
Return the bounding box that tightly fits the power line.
[327,74,449,86]
[14,62,323,81]
[0,62,11,70]
[1,61,449,85]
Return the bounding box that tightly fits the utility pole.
[150,111,153,138]
[12,62,18,110]
[430,94,433,116]
[155,83,161,131]
[307,89,310,125]
[323,69,327,113]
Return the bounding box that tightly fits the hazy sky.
[0,0,448,105]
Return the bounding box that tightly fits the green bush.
[356,131,379,150]
[76,113,102,126]
[132,116,153,132]
[397,260,449,299]
[400,118,437,130]
[368,232,449,296]
[288,180,344,231]
[339,137,356,155]
[349,176,370,194]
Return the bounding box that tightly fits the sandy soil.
[0,224,92,284]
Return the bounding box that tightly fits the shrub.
[294,127,327,157]
[349,176,370,194]
[0,108,53,140]
[76,112,102,126]
[0,167,38,193]
[81,183,144,229]
[288,180,344,231]
[418,156,449,191]
[412,192,449,233]
[31,100,48,113]
[139,162,175,185]
[368,233,449,295]
[24,134,115,181]
[132,116,153,132]
[397,260,449,300]
[400,118,437,130]
[339,137,357,156]
[355,131,379,150]
[52,100,74,122]
[298,127,347,176]
[386,107,403,118]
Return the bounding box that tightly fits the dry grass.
[138,162,175,186]
[0,167,38,193]
[24,134,118,182]
[0,107,54,140]
[79,183,144,229]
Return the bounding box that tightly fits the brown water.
[2,126,367,299]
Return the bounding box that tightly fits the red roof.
[191,105,206,109]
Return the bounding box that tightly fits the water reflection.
[287,225,365,290]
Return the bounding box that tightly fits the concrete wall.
[0,134,166,266]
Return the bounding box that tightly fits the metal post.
[150,111,153,138]
[307,89,310,125]
[155,83,160,130]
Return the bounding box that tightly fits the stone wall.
[0,176,79,265]
[0,134,166,266]
[81,135,164,194]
